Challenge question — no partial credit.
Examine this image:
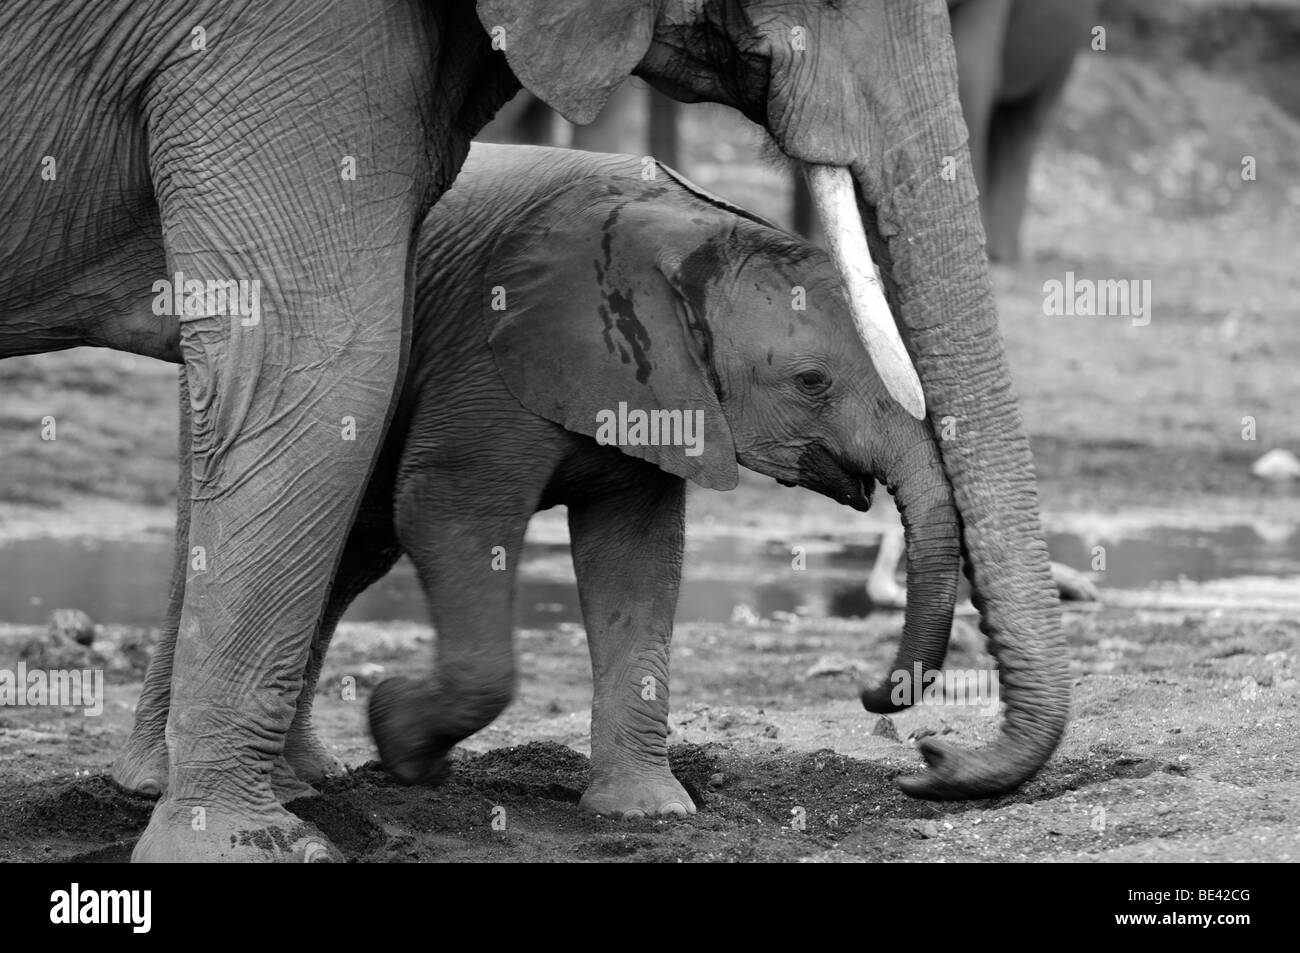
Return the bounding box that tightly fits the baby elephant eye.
[795,369,830,394]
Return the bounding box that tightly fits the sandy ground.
[1,605,1297,862]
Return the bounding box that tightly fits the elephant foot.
[369,677,454,785]
[132,799,340,863]
[271,755,319,803]
[114,743,320,804]
[283,725,348,784]
[581,767,697,820]
[110,730,168,798]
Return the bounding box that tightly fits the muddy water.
[0,521,1297,628]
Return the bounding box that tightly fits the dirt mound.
[0,775,153,863]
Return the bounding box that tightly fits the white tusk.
[804,164,926,420]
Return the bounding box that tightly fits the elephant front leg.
[568,474,695,819]
[127,99,427,862]
[115,370,352,804]
[132,274,411,861]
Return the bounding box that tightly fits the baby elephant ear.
[486,184,739,491]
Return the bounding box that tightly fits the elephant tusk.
[804,164,926,420]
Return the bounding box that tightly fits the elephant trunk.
[812,2,1070,799]
[861,431,961,715]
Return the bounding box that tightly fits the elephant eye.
[795,369,830,395]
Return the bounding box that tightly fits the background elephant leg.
[111,369,192,797]
[368,468,533,785]
[949,0,1014,223]
[513,93,563,145]
[792,172,817,241]
[284,496,401,784]
[568,470,695,819]
[985,72,1072,262]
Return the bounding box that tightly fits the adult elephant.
[1,0,1067,861]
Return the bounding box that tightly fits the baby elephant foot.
[132,799,341,863]
[368,677,452,785]
[283,726,347,784]
[110,730,168,798]
[581,767,697,820]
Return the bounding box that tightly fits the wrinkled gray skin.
[138,144,964,817]
[3,0,1068,860]
[497,0,1099,263]
[947,0,1102,261]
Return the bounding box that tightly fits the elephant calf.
[124,143,963,819]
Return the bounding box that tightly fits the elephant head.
[480,0,1070,798]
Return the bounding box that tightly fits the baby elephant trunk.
[861,429,962,714]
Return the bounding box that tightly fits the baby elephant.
[360,143,962,818]
[122,143,962,819]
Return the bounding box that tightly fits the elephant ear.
[656,161,787,233]
[486,180,739,491]
[477,0,655,124]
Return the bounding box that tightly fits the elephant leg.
[111,370,192,798]
[134,267,410,862]
[648,90,680,171]
[792,171,817,241]
[115,369,371,800]
[984,71,1072,262]
[284,496,402,784]
[568,470,695,819]
[515,94,562,146]
[949,0,1014,219]
[131,59,427,864]
[866,523,908,609]
[367,466,536,785]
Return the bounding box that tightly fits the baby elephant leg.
[568,473,695,819]
[368,476,529,785]
[284,514,401,784]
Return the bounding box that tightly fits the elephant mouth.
[791,445,874,512]
[850,477,874,512]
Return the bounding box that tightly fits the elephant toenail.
[303,842,332,863]
[623,809,646,820]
